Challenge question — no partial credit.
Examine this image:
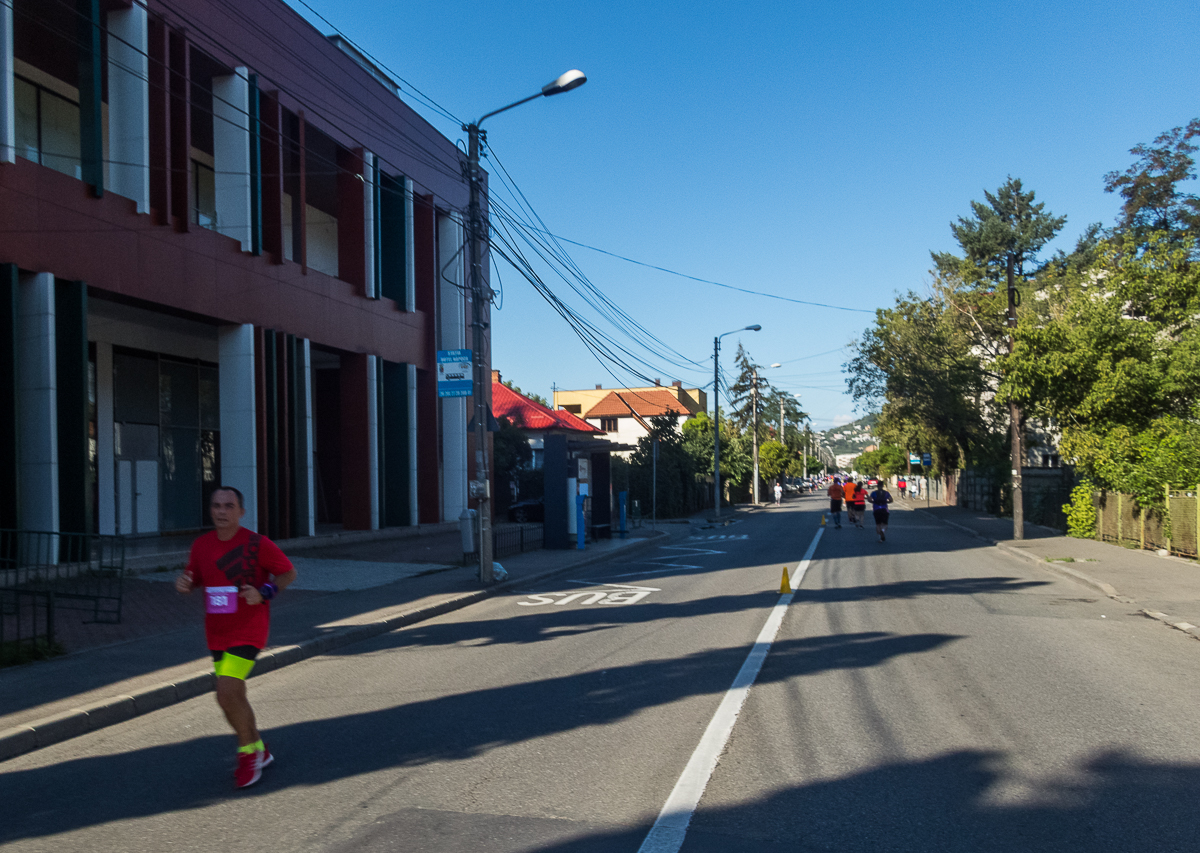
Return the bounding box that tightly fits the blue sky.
[286,0,1200,429]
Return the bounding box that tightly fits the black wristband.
[258,582,278,601]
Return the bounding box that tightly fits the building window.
[192,161,217,228]
[1042,453,1060,468]
[600,417,618,432]
[14,75,82,179]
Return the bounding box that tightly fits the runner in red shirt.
[176,486,296,788]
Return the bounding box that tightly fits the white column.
[218,324,258,531]
[367,354,379,530]
[438,213,467,522]
[106,4,150,212]
[299,339,315,536]
[17,273,58,532]
[0,0,13,164]
[95,341,116,534]
[363,152,377,298]
[212,68,252,251]
[407,362,418,526]
[403,177,416,312]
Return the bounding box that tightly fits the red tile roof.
[584,389,693,419]
[492,381,604,433]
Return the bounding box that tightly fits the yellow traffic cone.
[820,514,827,527]
[780,566,792,594]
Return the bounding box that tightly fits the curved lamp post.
[465,70,587,583]
[713,324,760,518]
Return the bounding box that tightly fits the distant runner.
[176,486,296,788]
[897,476,907,499]
[844,479,866,529]
[773,482,783,506]
[870,483,894,542]
[826,479,844,529]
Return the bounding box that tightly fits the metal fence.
[490,523,544,560]
[1095,488,1196,558]
[0,530,126,624]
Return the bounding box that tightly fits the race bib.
[205,585,239,614]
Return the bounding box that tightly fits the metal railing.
[0,530,126,624]
[491,523,544,559]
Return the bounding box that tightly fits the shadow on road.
[500,748,1200,852]
[0,629,959,843]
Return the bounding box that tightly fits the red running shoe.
[259,745,273,770]
[235,750,263,789]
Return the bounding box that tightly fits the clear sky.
[285,0,1200,429]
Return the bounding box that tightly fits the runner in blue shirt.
[869,484,894,542]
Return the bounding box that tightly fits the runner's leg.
[216,677,259,747]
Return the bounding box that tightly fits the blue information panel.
[437,349,473,398]
[922,452,932,466]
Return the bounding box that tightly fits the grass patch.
[0,637,65,669]
[1046,557,1076,563]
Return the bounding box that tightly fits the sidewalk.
[911,501,1200,639]
[0,526,670,762]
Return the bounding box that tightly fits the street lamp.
[713,324,760,519]
[465,69,587,583]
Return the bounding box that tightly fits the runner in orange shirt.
[826,479,844,529]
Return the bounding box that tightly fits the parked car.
[507,497,544,523]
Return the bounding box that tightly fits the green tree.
[932,176,1066,531]
[727,344,771,439]
[1002,234,1200,507]
[852,445,908,478]
[758,440,789,483]
[628,414,701,518]
[846,285,995,474]
[1103,118,1200,247]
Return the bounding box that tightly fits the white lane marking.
[637,526,825,853]
[686,534,749,541]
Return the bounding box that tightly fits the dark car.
[507,497,544,523]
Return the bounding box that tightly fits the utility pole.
[713,336,722,518]
[1007,254,1024,540]
[460,69,587,583]
[751,367,760,505]
[465,122,494,581]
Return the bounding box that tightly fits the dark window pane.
[199,367,220,430]
[160,359,199,427]
[114,423,158,459]
[160,428,201,530]
[113,352,159,424]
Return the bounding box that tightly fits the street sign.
[437,349,472,397]
[909,454,921,465]
[922,452,932,466]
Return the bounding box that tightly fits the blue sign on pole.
[437,349,472,398]
[922,452,932,466]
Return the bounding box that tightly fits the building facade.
[553,381,706,456]
[0,0,486,539]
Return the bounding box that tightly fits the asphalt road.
[2,496,1198,852]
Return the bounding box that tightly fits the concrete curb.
[0,533,667,763]
[1139,609,1200,641]
[918,511,1129,601]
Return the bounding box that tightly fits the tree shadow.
[512,749,1200,852]
[0,630,959,842]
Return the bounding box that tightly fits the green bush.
[1063,482,1098,539]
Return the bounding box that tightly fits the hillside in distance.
[816,413,879,457]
